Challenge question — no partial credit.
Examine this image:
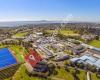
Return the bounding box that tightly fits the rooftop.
[70,54,100,68]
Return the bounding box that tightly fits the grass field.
[46,30,79,36]
[77,69,86,80]
[12,32,28,38]
[12,65,49,80]
[50,67,87,80]
[88,40,100,48]
[52,68,74,80]
[0,45,8,48]
[9,45,28,62]
[12,65,74,80]
[91,73,100,80]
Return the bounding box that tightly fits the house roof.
[94,59,100,68]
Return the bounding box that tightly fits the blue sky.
[0,0,100,22]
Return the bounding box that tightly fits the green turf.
[52,68,74,80]
[12,65,49,80]
[5,65,100,80]
[9,45,27,62]
[88,40,100,48]
[13,32,28,38]
[4,78,12,80]
[46,30,79,36]
[77,69,86,80]
[91,73,100,80]
[51,67,87,80]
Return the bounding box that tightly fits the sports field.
[12,32,28,38]
[0,45,27,62]
[46,30,79,36]
[0,48,17,69]
[88,40,100,48]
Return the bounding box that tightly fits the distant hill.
[0,20,99,27]
[0,21,63,27]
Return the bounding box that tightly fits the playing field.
[46,30,79,36]
[88,40,100,48]
[12,32,28,38]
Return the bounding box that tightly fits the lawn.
[5,64,99,80]
[91,73,100,80]
[88,40,100,48]
[9,45,28,62]
[52,68,74,80]
[12,32,28,38]
[50,67,87,80]
[0,45,8,48]
[46,30,79,36]
[77,69,87,80]
[60,30,79,36]
[12,65,50,80]
[69,67,87,80]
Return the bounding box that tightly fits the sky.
[0,0,100,22]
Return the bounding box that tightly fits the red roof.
[25,49,42,67]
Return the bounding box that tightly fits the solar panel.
[0,48,17,69]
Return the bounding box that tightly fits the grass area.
[52,68,74,80]
[69,67,87,80]
[12,32,28,38]
[46,30,79,36]
[0,45,8,48]
[5,64,99,80]
[9,45,28,62]
[88,40,100,48]
[12,65,50,80]
[77,69,86,80]
[51,67,87,80]
[91,73,100,80]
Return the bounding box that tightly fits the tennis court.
[0,48,17,69]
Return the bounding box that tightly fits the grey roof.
[94,59,100,68]
[79,55,97,63]
[70,54,100,68]
[70,58,79,62]
[92,47,100,52]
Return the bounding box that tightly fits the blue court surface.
[0,48,17,69]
